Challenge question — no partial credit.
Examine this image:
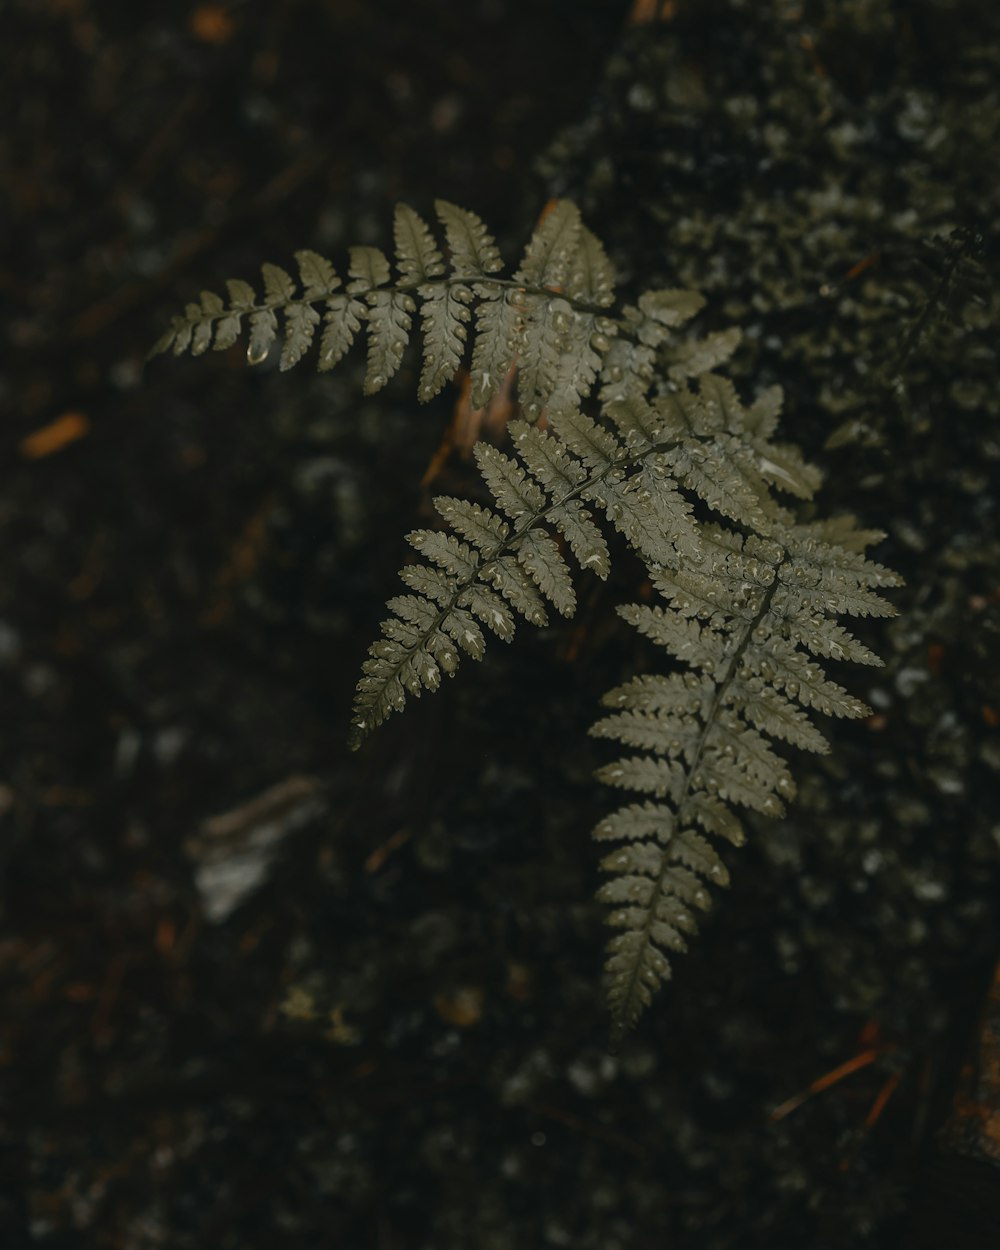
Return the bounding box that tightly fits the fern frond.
[153,202,602,412]
[592,511,900,1037]
[347,395,725,746]
[154,199,901,1041]
[153,201,742,420]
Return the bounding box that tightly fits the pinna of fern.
[592,512,900,1036]
[151,199,738,419]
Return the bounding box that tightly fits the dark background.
[2,2,999,1247]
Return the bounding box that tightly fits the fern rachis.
[155,201,899,1036]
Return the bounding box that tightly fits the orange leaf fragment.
[19,411,90,459]
[191,5,235,44]
[433,986,485,1028]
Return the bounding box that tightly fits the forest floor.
[2,3,998,1249]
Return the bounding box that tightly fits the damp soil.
[2,3,999,1248]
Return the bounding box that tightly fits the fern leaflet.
[153,202,717,419]
[348,406,699,747]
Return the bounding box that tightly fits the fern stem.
[193,275,613,332]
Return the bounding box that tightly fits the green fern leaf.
[225,278,256,310]
[509,421,588,493]
[591,705,703,756]
[637,289,706,331]
[393,203,446,284]
[261,262,295,305]
[618,606,728,673]
[681,793,746,847]
[745,385,783,437]
[440,608,487,660]
[596,288,708,404]
[347,246,391,292]
[549,499,610,578]
[597,755,687,800]
[349,381,736,747]
[564,225,616,308]
[398,563,457,606]
[514,293,574,418]
[295,249,340,299]
[601,671,713,718]
[473,444,547,521]
[736,684,830,755]
[547,408,622,471]
[247,308,278,365]
[549,314,608,413]
[754,441,823,498]
[408,529,478,579]
[433,496,509,551]
[469,289,523,408]
[599,334,656,402]
[418,285,473,401]
[280,303,321,371]
[603,390,662,449]
[516,530,576,617]
[594,801,677,843]
[435,200,504,277]
[162,316,192,356]
[153,201,642,413]
[317,294,365,372]
[486,556,550,625]
[667,327,742,382]
[363,290,414,393]
[458,583,516,640]
[594,509,898,1037]
[515,200,582,288]
[212,308,243,352]
[191,293,222,356]
[594,470,699,568]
